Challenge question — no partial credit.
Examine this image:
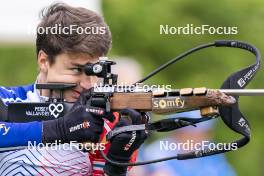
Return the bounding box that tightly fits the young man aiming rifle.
[0,3,146,176]
[0,3,237,176]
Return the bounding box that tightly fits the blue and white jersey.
[0,84,92,176]
[0,84,39,105]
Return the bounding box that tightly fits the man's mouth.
[72,89,81,98]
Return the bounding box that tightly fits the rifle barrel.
[218,89,264,96]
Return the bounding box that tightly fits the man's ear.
[37,50,49,73]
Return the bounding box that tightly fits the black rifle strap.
[218,40,261,150]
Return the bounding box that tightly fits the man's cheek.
[48,75,78,84]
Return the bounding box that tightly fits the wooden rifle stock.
[109,88,238,115]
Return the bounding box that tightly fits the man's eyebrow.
[70,62,93,67]
[71,63,85,68]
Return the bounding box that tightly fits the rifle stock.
[109,88,236,115]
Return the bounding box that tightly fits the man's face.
[38,52,98,102]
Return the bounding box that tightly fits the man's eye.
[71,68,82,74]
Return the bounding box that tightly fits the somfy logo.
[48,104,64,118]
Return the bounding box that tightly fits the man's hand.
[104,109,148,176]
[71,87,115,122]
[43,87,116,144]
[42,105,105,143]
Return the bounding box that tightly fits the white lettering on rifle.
[153,98,185,109]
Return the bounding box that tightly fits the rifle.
[2,40,262,166]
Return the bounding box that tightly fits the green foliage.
[0,44,37,86]
[103,0,264,175]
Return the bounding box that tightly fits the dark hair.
[36,3,112,64]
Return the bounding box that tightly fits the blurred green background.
[102,1,264,175]
[1,0,264,175]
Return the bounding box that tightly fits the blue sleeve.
[0,84,43,148]
[0,121,42,148]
